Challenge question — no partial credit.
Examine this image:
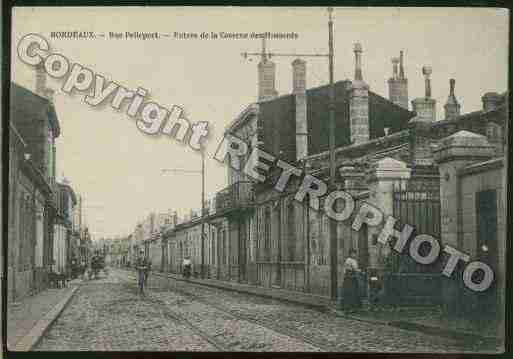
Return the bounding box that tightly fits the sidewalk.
[6,280,80,351]
[339,306,503,348]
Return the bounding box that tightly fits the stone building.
[8,81,61,301]
[433,94,507,337]
[163,212,220,278]
[153,41,506,334]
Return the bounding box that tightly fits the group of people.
[341,249,364,312]
[132,249,366,310]
[340,248,385,312]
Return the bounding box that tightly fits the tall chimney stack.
[399,50,405,78]
[292,59,308,160]
[350,42,370,145]
[482,92,502,112]
[411,66,436,122]
[444,79,461,120]
[354,42,363,81]
[35,62,56,103]
[257,38,278,101]
[35,63,46,96]
[388,51,409,109]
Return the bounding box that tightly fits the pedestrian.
[135,250,149,295]
[341,249,362,312]
[144,258,152,286]
[182,256,192,279]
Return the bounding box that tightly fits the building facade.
[147,42,506,338]
[53,180,78,275]
[8,81,61,301]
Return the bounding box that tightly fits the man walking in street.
[144,258,152,287]
[135,251,149,296]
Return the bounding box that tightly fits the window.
[222,229,227,265]
[211,229,216,265]
[288,202,295,261]
[18,195,26,269]
[318,238,326,265]
[264,208,271,260]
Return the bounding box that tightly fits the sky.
[11,7,509,239]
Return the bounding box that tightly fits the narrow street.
[34,268,491,352]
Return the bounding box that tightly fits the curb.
[388,320,501,345]
[151,271,331,312]
[337,311,501,345]
[12,285,79,351]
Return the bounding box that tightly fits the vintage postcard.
[5,6,508,353]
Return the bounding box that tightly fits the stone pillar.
[365,158,411,271]
[293,59,308,160]
[433,130,494,315]
[411,66,436,123]
[408,116,434,166]
[350,43,369,145]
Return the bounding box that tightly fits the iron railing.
[215,181,254,212]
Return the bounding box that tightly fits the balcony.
[215,181,254,213]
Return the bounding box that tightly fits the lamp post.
[241,7,337,301]
[301,160,312,292]
[161,149,206,278]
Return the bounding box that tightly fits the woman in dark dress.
[342,249,362,312]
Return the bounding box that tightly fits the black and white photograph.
[3,5,508,353]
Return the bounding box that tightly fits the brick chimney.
[482,92,502,112]
[444,79,461,120]
[292,58,308,160]
[411,66,436,122]
[35,62,55,103]
[350,42,370,145]
[35,63,46,96]
[258,38,278,101]
[387,51,409,109]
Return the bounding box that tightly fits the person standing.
[182,256,192,279]
[341,249,362,312]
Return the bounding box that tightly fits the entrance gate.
[386,173,442,305]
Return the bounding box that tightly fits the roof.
[9,122,27,148]
[460,157,504,176]
[10,82,61,138]
[254,80,415,163]
[433,91,508,129]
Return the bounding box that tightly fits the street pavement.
[34,268,493,352]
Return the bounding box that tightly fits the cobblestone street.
[35,268,495,352]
